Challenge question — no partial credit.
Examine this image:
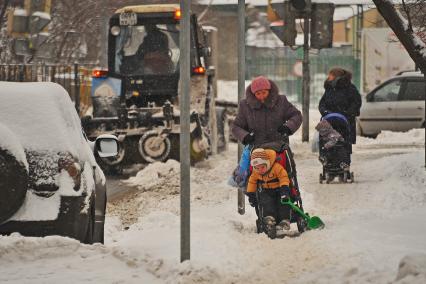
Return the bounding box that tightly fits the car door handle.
[417,107,424,110]
[387,107,392,110]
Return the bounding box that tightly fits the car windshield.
[114,23,180,76]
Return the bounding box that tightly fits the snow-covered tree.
[373,0,426,73]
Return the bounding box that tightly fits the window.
[400,80,425,101]
[115,23,180,75]
[373,80,401,102]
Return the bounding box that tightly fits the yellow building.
[333,7,387,45]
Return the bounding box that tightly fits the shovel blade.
[307,216,325,230]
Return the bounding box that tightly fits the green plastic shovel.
[281,199,325,230]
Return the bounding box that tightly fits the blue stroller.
[317,113,354,183]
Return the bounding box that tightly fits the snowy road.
[0,130,425,284]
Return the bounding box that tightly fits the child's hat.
[250,148,270,170]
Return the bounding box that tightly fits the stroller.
[251,138,308,237]
[317,113,354,184]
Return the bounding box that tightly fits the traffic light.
[269,0,334,49]
[7,0,52,57]
[269,0,303,46]
[311,2,335,49]
[29,12,51,34]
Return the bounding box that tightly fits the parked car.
[357,71,425,138]
[0,82,118,244]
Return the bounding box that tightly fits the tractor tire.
[138,130,171,163]
[0,146,28,224]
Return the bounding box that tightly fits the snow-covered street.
[1,127,425,284]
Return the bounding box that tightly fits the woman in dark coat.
[231,76,302,238]
[319,68,362,147]
[232,76,302,148]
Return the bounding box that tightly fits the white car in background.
[0,82,118,244]
[357,71,425,138]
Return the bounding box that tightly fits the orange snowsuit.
[247,149,290,193]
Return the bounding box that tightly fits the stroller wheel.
[297,215,308,233]
[319,173,324,184]
[256,219,263,234]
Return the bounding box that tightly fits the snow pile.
[1,125,426,283]
[358,129,425,146]
[394,254,426,283]
[123,159,180,194]
[108,159,181,226]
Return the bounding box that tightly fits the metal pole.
[180,0,191,262]
[424,73,425,169]
[237,0,245,215]
[302,13,310,142]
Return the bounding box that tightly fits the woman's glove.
[277,125,292,136]
[242,133,255,145]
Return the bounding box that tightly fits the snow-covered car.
[357,71,425,137]
[0,82,118,244]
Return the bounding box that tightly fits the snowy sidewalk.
[1,130,425,284]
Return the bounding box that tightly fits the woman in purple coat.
[231,76,302,148]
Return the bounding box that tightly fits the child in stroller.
[316,113,354,183]
[245,142,308,239]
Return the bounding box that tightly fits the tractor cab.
[105,4,208,109]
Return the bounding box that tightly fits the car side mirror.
[366,93,374,102]
[95,134,119,158]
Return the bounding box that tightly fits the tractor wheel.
[138,130,171,163]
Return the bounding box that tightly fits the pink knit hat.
[250,76,271,94]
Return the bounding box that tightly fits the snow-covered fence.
[0,64,95,116]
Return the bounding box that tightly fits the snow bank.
[1,125,426,283]
[123,159,180,194]
[395,254,426,283]
[358,129,425,146]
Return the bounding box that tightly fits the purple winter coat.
[231,79,302,147]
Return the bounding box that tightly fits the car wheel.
[0,147,28,224]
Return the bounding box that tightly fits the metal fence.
[246,47,361,106]
[0,64,95,116]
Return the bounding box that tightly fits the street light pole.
[180,0,191,262]
[302,13,310,142]
[237,0,245,215]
